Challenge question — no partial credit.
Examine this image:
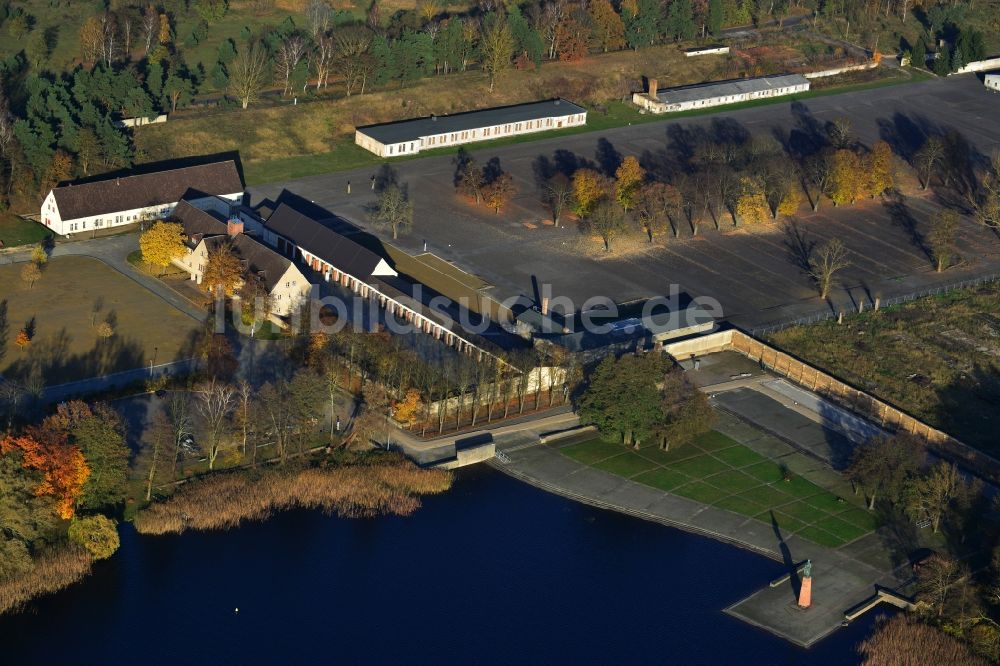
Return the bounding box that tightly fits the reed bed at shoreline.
[134,455,453,535]
[0,546,93,616]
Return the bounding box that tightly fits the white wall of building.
[42,191,244,236]
[355,111,587,158]
[685,46,729,57]
[986,74,1000,91]
[633,81,809,113]
[955,57,1000,74]
[171,238,310,317]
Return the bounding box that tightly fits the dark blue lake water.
[2,467,878,664]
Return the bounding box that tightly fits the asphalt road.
[249,73,1000,329]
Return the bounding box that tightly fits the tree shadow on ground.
[933,363,1000,456]
[595,138,622,177]
[782,218,815,274]
[875,504,923,569]
[3,327,146,387]
[883,194,932,264]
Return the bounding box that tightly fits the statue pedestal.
[798,576,812,609]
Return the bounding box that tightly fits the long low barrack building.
[354,99,587,157]
[634,74,810,113]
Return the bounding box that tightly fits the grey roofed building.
[655,74,809,105]
[264,203,397,280]
[356,98,587,145]
[203,234,295,293]
[172,199,229,243]
[50,160,244,221]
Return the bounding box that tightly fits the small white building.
[171,199,311,318]
[40,160,244,236]
[684,45,730,57]
[354,99,588,157]
[633,74,810,113]
[986,74,1000,91]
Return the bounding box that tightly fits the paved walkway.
[390,405,578,464]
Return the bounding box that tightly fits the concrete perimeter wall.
[426,366,567,417]
[724,331,1000,482]
[115,114,168,128]
[803,61,877,79]
[662,328,999,481]
[955,57,1000,74]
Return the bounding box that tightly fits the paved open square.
[249,74,1000,329]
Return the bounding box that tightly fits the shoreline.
[487,457,785,563]
[490,439,908,648]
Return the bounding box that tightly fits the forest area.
[0,0,994,218]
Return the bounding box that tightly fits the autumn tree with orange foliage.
[614,156,645,212]
[735,177,770,226]
[555,12,589,61]
[393,389,422,425]
[588,0,625,52]
[572,168,609,217]
[15,329,30,349]
[864,140,895,198]
[0,431,89,519]
[483,172,517,213]
[827,149,863,206]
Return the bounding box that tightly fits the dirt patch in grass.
[0,256,201,385]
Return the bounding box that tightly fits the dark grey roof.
[52,161,244,221]
[265,203,388,280]
[657,74,808,105]
[204,234,294,293]
[356,99,587,145]
[173,200,229,244]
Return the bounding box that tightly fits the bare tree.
[809,238,850,300]
[100,13,121,66]
[907,462,964,534]
[0,91,15,159]
[228,44,270,109]
[827,117,854,149]
[144,411,170,501]
[928,209,959,272]
[307,0,332,36]
[540,0,566,60]
[193,379,235,470]
[587,200,628,252]
[235,380,254,457]
[141,5,158,55]
[313,31,336,90]
[335,28,374,95]
[542,173,573,227]
[275,33,308,96]
[166,391,192,479]
[967,154,1000,233]
[804,150,834,211]
[914,136,945,190]
[369,183,413,239]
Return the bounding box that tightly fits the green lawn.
[560,431,873,548]
[0,214,51,248]
[244,66,924,185]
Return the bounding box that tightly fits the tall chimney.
[649,78,658,98]
[227,219,244,237]
[541,296,549,316]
